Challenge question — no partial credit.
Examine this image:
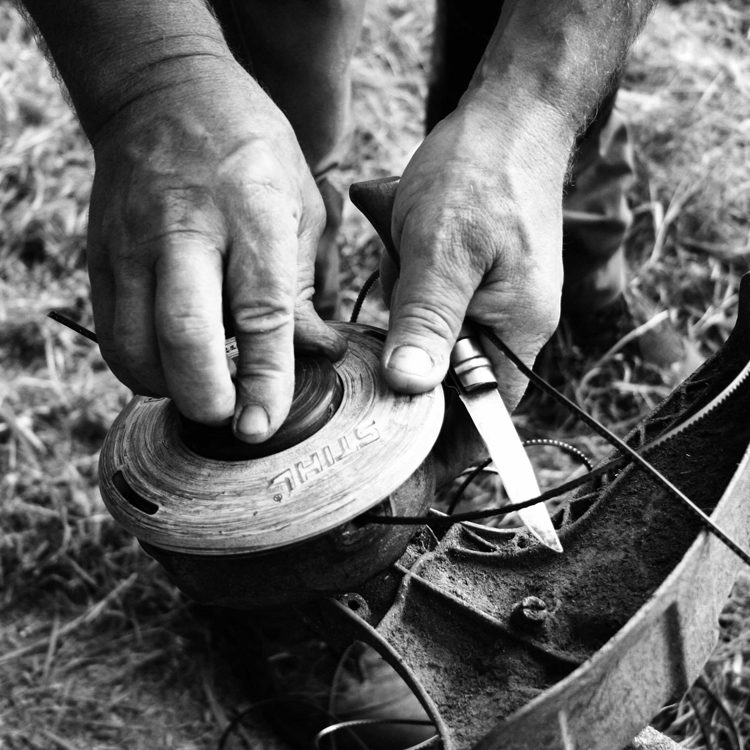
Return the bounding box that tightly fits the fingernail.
[235,404,270,439]
[385,345,434,377]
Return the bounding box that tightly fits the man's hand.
[378,0,655,483]
[377,101,567,484]
[381,103,565,413]
[17,0,346,441]
[87,66,345,440]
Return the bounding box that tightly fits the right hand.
[86,60,346,442]
[376,102,567,485]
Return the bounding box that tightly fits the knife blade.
[349,176,563,552]
[450,332,563,552]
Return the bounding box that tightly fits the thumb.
[349,176,479,393]
[383,247,477,393]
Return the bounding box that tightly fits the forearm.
[16,0,246,142]
[461,0,655,150]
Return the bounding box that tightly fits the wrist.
[83,41,248,144]
[90,57,304,195]
[20,0,241,143]
[453,89,575,186]
[458,0,654,145]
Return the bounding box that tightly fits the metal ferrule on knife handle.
[449,326,497,393]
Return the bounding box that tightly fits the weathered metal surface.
[306,277,750,750]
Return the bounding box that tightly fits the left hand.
[379,102,570,484]
[86,63,346,441]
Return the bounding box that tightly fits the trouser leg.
[561,90,634,316]
[210,0,367,318]
[312,177,345,319]
[425,0,501,131]
[211,0,365,174]
[427,0,635,315]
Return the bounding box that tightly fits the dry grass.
[622,1,750,367]
[1,0,749,748]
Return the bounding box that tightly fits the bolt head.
[511,596,548,628]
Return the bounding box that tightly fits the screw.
[511,596,548,629]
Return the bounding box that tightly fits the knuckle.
[221,136,279,180]
[395,299,459,343]
[124,183,214,241]
[402,204,498,282]
[234,365,291,394]
[158,310,218,351]
[220,138,303,203]
[405,204,463,252]
[231,299,294,337]
[240,179,289,207]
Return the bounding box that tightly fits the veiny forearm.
[15,0,239,141]
[463,0,656,146]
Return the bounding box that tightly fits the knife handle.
[349,177,498,394]
[349,176,401,270]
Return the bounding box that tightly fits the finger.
[154,239,235,424]
[379,250,399,309]
[89,259,155,395]
[87,179,143,392]
[468,266,561,411]
[383,223,481,393]
[291,184,347,361]
[294,300,348,360]
[225,200,298,443]
[481,329,540,414]
[113,264,170,396]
